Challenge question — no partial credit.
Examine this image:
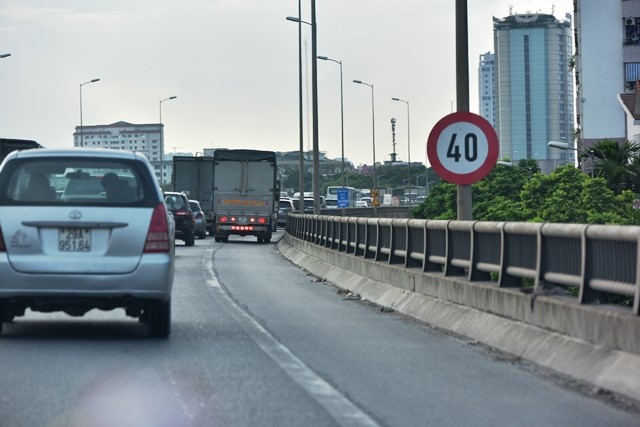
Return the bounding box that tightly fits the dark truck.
[172,149,278,243]
[0,139,42,163]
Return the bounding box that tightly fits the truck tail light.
[145,203,170,253]
[219,216,228,223]
[258,217,267,224]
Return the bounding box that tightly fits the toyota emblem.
[68,210,82,220]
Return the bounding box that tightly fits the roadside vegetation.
[412,139,640,225]
[278,139,640,226]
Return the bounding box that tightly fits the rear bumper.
[0,253,174,298]
[215,224,270,237]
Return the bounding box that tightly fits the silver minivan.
[0,148,175,337]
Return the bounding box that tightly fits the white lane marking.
[202,249,220,288]
[201,249,380,427]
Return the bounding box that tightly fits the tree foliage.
[412,153,640,225]
[589,139,640,194]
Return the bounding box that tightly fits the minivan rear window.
[0,157,156,207]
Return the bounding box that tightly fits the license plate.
[58,228,91,252]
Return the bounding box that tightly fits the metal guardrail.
[286,214,640,315]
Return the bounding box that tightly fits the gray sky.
[0,0,572,166]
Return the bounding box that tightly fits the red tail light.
[219,216,228,223]
[257,217,267,224]
[145,203,170,253]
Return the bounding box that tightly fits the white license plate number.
[58,228,91,252]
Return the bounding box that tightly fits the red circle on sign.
[427,112,499,185]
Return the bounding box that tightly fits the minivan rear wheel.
[185,232,195,246]
[146,299,171,338]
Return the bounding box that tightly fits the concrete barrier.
[278,234,640,402]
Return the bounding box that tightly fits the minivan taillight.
[145,202,170,253]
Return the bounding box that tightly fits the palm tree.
[585,139,640,194]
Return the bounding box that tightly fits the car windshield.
[165,194,189,210]
[0,158,146,205]
[189,201,201,212]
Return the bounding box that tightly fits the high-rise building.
[492,12,575,173]
[74,121,170,182]
[478,52,497,129]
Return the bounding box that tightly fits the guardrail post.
[424,220,448,273]
[468,221,502,281]
[364,218,379,259]
[444,221,473,277]
[499,223,540,288]
[346,217,357,254]
[406,219,425,269]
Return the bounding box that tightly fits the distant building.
[478,52,497,129]
[492,11,575,173]
[274,150,354,177]
[596,1,640,146]
[74,121,177,184]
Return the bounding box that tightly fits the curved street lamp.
[318,55,345,188]
[288,1,320,214]
[286,10,311,213]
[79,78,100,147]
[548,140,594,178]
[353,80,377,205]
[160,96,178,185]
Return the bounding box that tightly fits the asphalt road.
[0,232,638,427]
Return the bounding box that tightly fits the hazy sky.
[0,0,572,166]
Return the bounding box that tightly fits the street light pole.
[159,96,177,186]
[286,10,310,213]
[79,78,100,148]
[353,80,377,205]
[548,140,594,178]
[310,0,321,214]
[392,97,411,206]
[455,0,472,220]
[318,55,345,188]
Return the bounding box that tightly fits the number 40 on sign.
[427,111,499,186]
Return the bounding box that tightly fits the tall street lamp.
[392,97,412,206]
[287,0,318,214]
[318,55,345,188]
[160,96,177,186]
[79,78,100,147]
[548,140,594,178]
[353,79,377,206]
[309,0,320,214]
[286,8,310,213]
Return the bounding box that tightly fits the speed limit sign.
[427,112,499,185]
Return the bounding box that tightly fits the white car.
[0,148,175,337]
[355,200,370,207]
